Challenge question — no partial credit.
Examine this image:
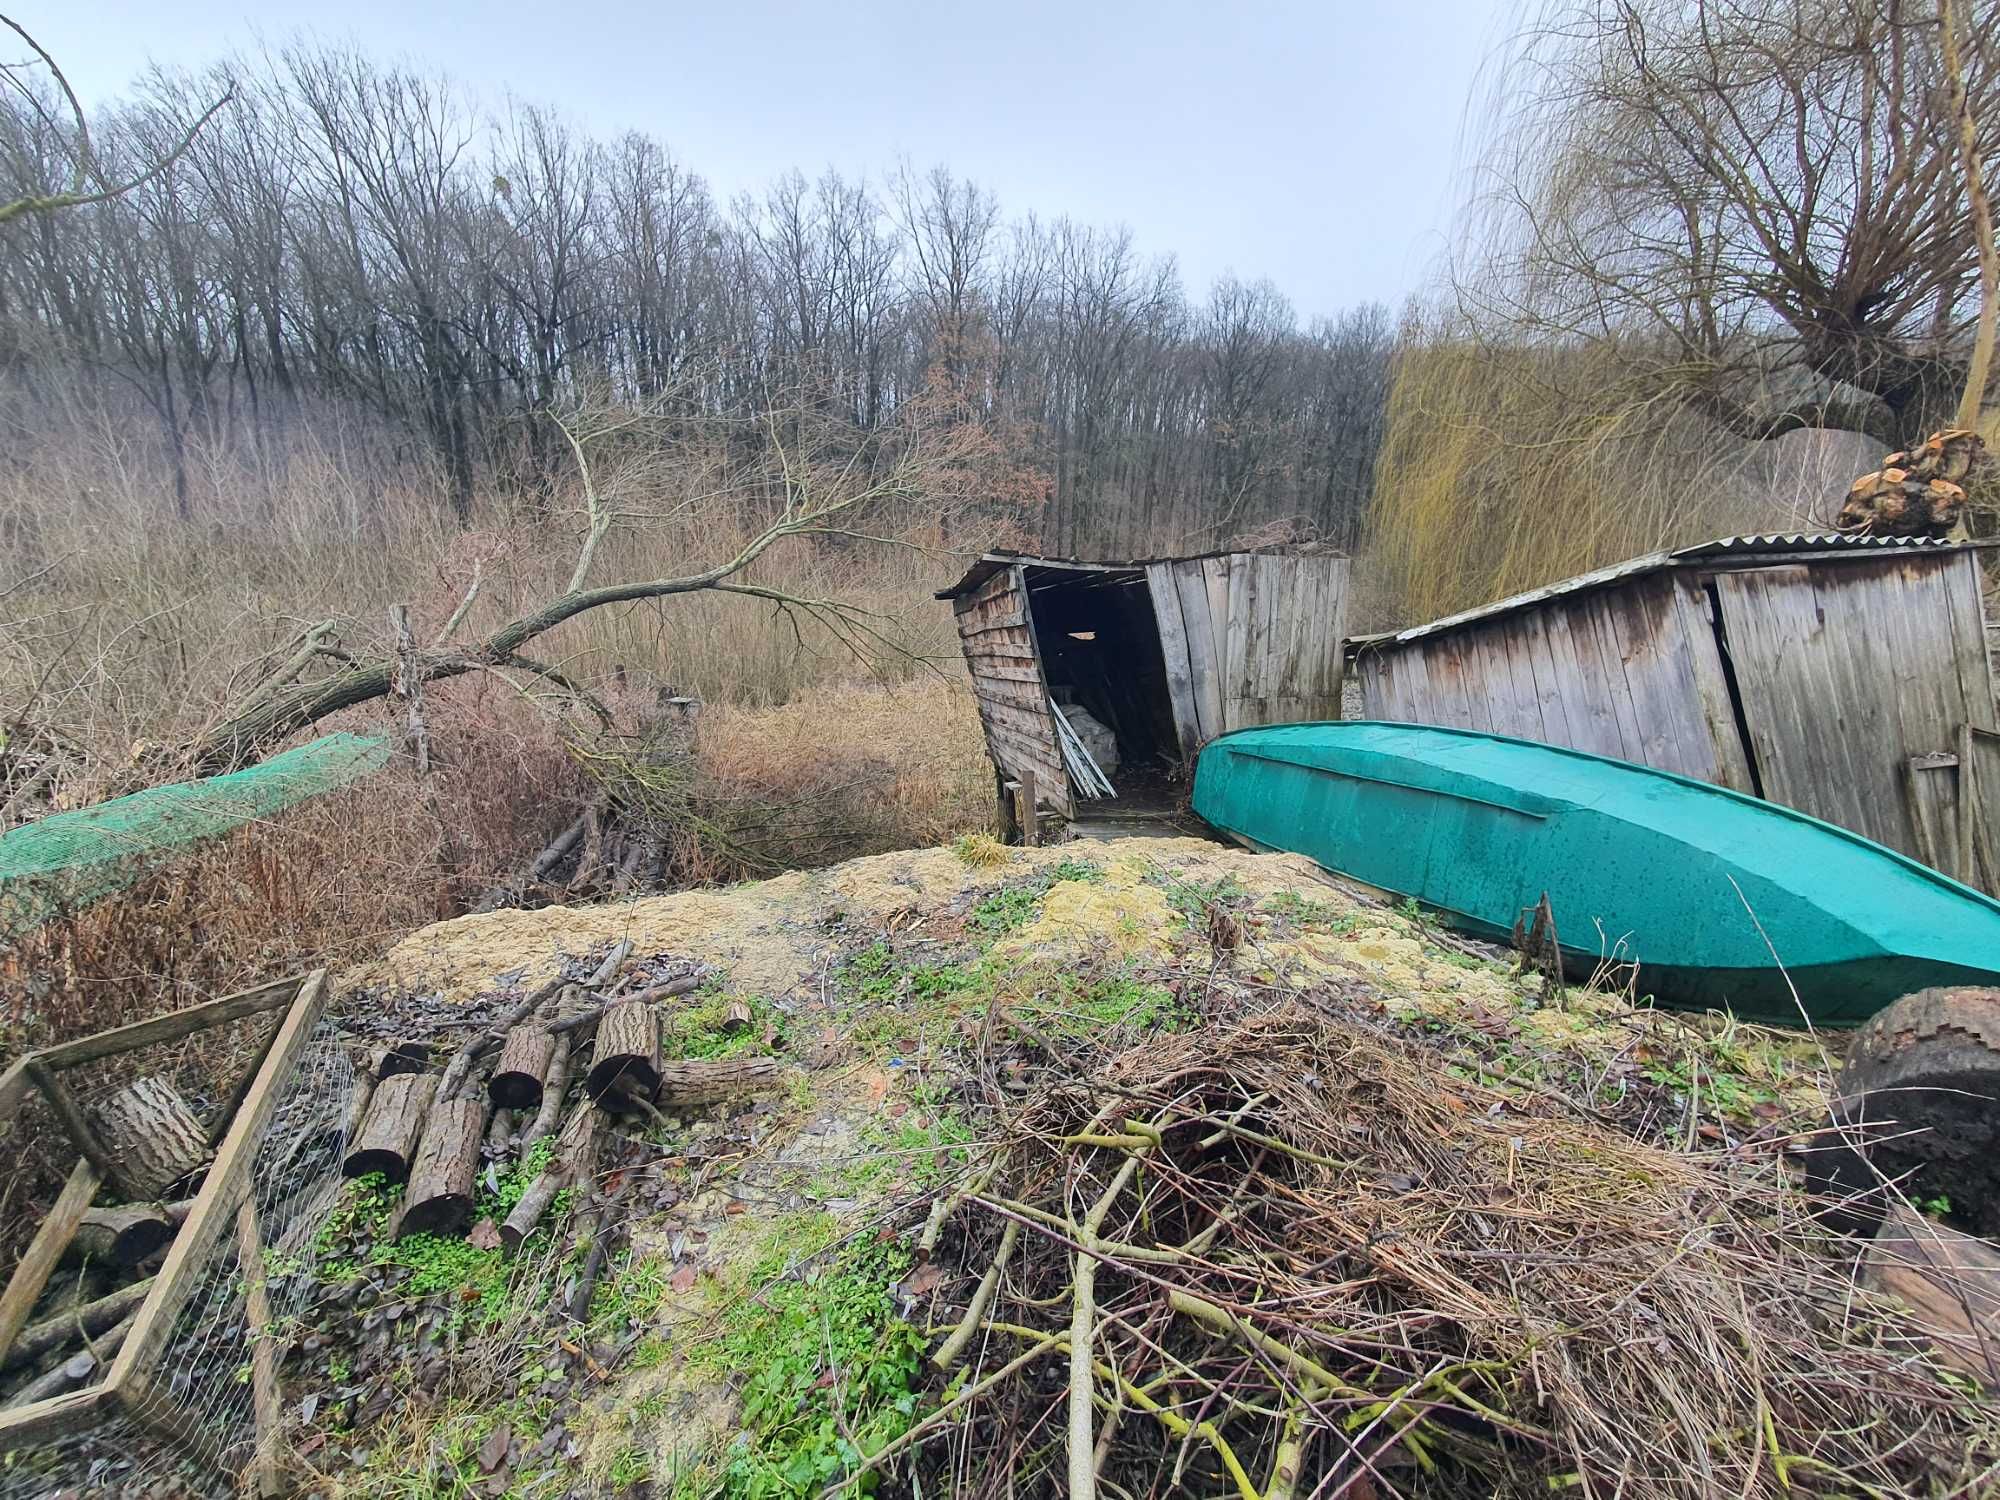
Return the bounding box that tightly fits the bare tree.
[177,385,1006,772]
[0,15,233,225]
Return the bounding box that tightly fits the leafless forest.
[0,44,1392,557]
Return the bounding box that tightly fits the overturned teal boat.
[1192,721,2000,1027]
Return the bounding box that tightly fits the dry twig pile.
[903,1003,1995,1499]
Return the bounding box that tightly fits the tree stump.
[90,1078,208,1200]
[398,1095,487,1238]
[585,1001,661,1111]
[658,1056,779,1110]
[341,1073,438,1181]
[488,1026,557,1110]
[63,1202,191,1268]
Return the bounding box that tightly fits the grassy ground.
[282,836,1889,1499]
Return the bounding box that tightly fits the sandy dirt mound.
[345,837,1335,1002]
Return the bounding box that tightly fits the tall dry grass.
[0,388,996,1065]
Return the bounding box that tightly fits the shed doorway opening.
[1022,565,1180,805]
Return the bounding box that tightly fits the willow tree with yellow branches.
[1372,0,2000,622]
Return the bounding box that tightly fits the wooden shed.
[939,549,1351,826]
[1347,534,2000,891]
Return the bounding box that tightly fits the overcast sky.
[32,0,1508,320]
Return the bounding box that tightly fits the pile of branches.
[893,1004,1995,1499]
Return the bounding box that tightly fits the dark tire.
[1805,986,2000,1237]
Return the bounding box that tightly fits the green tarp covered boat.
[1192,720,2000,1026]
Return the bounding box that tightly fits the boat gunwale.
[1201,719,2000,916]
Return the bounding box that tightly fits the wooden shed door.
[953,565,1070,817]
[1710,564,1996,880]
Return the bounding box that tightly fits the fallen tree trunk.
[585,1000,661,1110]
[657,1056,780,1110]
[489,1026,556,1110]
[0,1276,154,1374]
[63,1202,191,1268]
[399,1095,487,1238]
[342,1073,437,1181]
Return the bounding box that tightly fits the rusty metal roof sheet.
[1346,533,1975,650]
[935,546,1343,600]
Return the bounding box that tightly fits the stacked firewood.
[1838,428,1988,537]
[0,1076,213,1407]
[338,942,777,1279]
[474,697,701,913]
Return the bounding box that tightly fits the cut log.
[398,1095,487,1238]
[1863,1204,2000,1385]
[519,1043,573,1148]
[488,1026,556,1110]
[369,1040,433,1079]
[341,1073,438,1181]
[500,1101,601,1251]
[64,1201,192,1269]
[585,1000,661,1111]
[90,1078,208,1200]
[721,1000,753,1035]
[341,1072,376,1145]
[657,1056,780,1110]
[0,1275,154,1374]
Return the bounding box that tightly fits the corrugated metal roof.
[935,545,1344,600]
[1346,533,1974,650]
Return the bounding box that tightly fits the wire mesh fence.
[0,988,354,1498]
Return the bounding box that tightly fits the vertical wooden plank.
[235,1202,287,1498]
[1148,563,1203,754]
[1578,590,1650,765]
[1174,562,1224,740]
[1224,554,1253,730]
[1201,556,1231,702]
[0,1158,100,1366]
[1667,575,1757,792]
[1518,608,1573,749]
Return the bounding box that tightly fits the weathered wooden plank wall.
[1358,572,1740,786]
[952,564,1069,816]
[1151,553,1350,747]
[1356,552,2000,887]
[1711,554,1999,870]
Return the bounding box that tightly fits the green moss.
[666,991,790,1061]
[970,858,1103,935]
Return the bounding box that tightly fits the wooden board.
[1172,561,1225,742]
[952,563,1068,816]
[1712,558,1993,876]
[1147,562,1203,755]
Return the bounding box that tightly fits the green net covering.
[0,731,392,941]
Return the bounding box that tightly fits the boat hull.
[1194,721,2000,1027]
